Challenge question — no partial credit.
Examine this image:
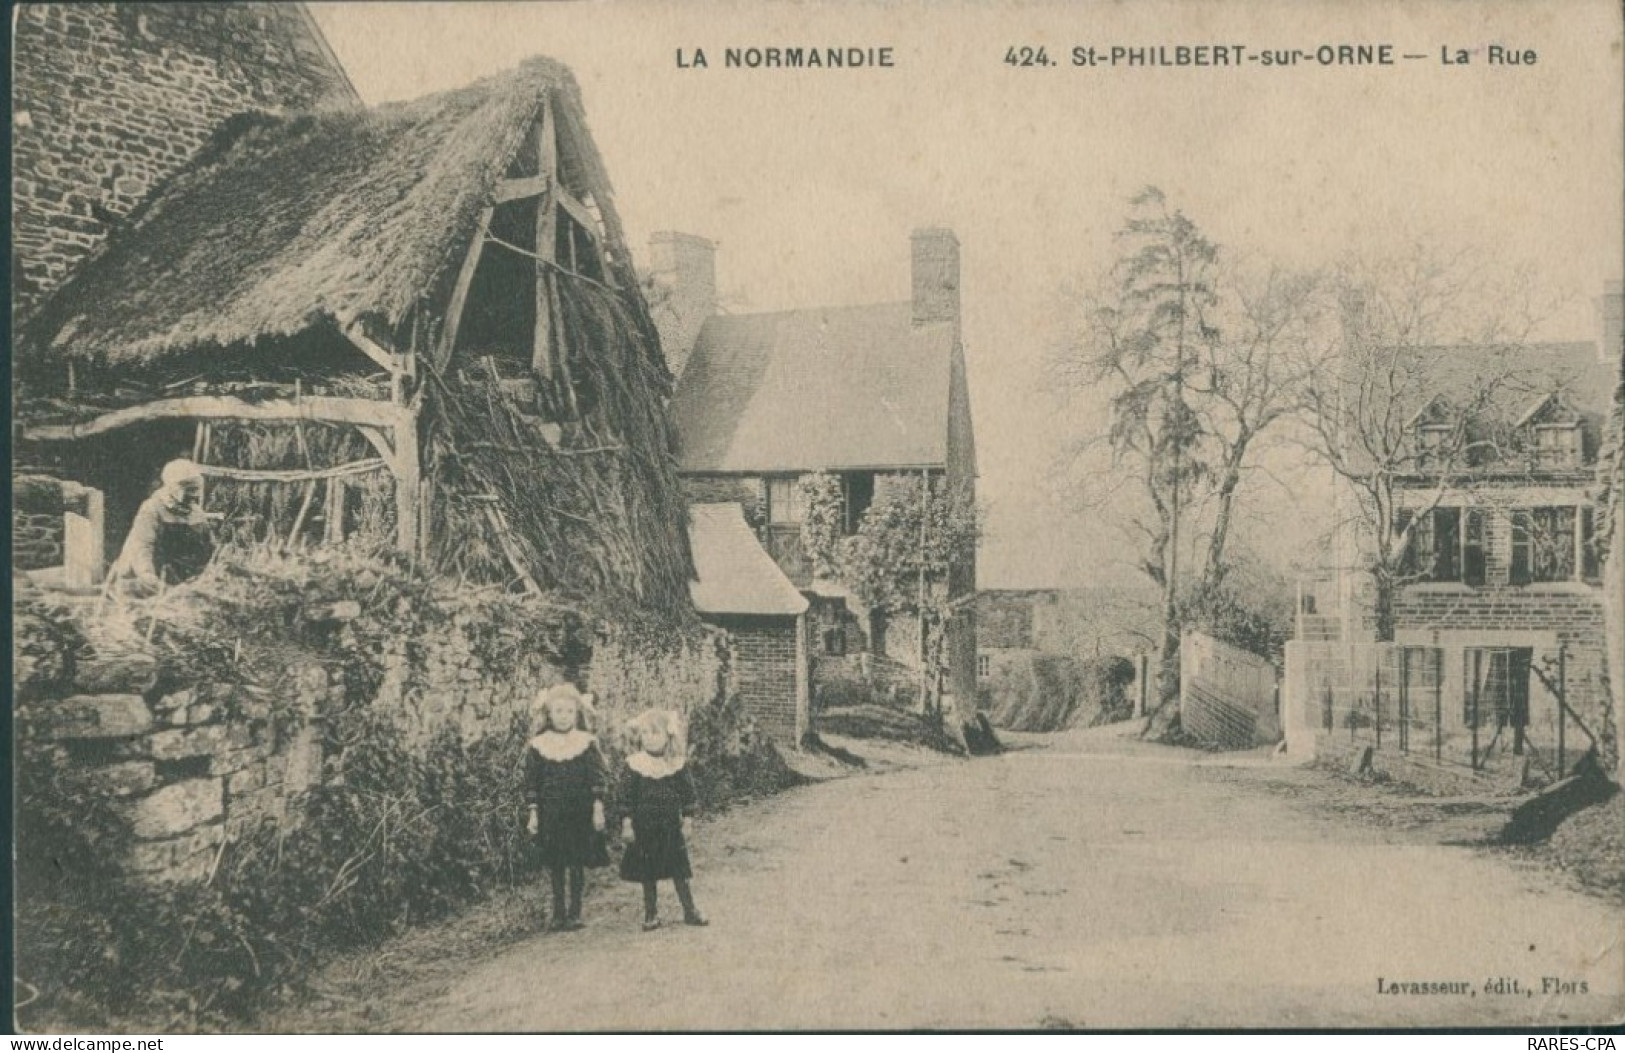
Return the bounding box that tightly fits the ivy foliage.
[835,477,980,621]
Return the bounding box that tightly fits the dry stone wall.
[26,648,332,884]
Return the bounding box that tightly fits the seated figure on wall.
[108,459,221,593]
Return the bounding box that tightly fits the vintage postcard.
[10,0,1624,1035]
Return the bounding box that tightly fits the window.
[1398,507,1482,585]
[766,476,805,525]
[1415,424,1453,468]
[978,654,991,678]
[1461,509,1486,588]
[1512,506,1581,584]
[822,628,846,656]
[1530,506,1577,582]
[1533,424,1582,470]
[1462,647,1531,735]
[1417,508,1461,582]
[841,472,875,534]
[1582,506,1601,582]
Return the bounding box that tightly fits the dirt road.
[386,727,1623,1030]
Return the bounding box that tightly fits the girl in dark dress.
[525,684,609,931]
[618,709,707,931]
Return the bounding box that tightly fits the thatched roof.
[21,56,612,367]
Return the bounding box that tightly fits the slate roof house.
[652,229,980,714]
[1286,285,1622,782]
[15,57,695,613]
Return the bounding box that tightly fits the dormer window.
[1532,423,1582,469]
[1415,424,1453,468]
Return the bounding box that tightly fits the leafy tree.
[1053,188,1308,737]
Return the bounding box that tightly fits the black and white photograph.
[8,0,1625,1034]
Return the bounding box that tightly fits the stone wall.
[15,585,733,886]
[13,476,67,570]
[14,513,65,572]
[11,2,357,314]
[23,651,331,884]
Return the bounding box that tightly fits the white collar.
[626,751,685,779]
[529,729,594,762]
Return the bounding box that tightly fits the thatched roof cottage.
[17,57,694,614]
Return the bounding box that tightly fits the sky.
[310,0,1623,589]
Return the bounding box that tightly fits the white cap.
[161,459,204,486]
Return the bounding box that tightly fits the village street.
[366,727,1623,1031]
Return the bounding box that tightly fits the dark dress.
[618,765,698,883]
[524,737,610,868]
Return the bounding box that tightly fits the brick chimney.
[911,227,960,328]
[648,231,716,382]
[1599,280,1623,365]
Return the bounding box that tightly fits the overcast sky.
[311,0,1623,589]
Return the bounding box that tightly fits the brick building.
[687,504,811,747]
[1285,286,1623,782]
[653,229,980,717]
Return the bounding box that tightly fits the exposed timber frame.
[21,392,424,555]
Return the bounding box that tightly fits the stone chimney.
[1599,280,1623,365]
[648,231,717,382]
[911,227,960,328]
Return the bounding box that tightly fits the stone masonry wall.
[13,476,67,570]
[11,2,357,315]
[24,651,331,884]
[16,592,735,885]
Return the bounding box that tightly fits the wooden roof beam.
[21,394,413,442]
[494,174,548,204]
[438,206,494,368]
[344,323,412,376]
[534,99,559,379]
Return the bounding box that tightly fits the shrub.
[986,653,1137,732]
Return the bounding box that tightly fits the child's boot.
[548,869,570,932]
[641,882,661,931]
[676,878,708,926]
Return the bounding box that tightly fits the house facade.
[1286,287,1622,782]
[11,2,359,579]
[654,229,980,714]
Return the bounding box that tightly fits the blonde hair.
[532,683,596,735]
[628,708,687,761]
